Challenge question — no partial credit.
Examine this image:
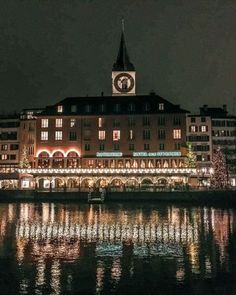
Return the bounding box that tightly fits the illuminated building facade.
[17,29,193,189]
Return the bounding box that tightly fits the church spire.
[112,19,135,71]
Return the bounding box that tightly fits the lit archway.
[52,151,64,168]
[38,151,50,168]
[67,151,80,168]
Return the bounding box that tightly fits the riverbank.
[0,189,235,204]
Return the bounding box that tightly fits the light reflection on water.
[0,202,235,294]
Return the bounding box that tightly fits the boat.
[88,188,106,203]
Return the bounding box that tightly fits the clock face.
[114,73,135,93]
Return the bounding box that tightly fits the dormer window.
[144,103,150,112]
[128,103,135,112]
[158,103,164,111]
[114,104,121,113]
[57,105,63,113]
[85,104,92,113]
[71,105,77,113]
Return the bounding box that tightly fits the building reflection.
[0,203,235,293]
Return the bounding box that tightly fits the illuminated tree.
[210,147,227,188]
[19,145,31,168]
[184,142,197,168]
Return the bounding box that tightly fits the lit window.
[1,154,8,160]
[113,130,120,141]
[98,130,106,140]
[55,131,62,140]
[41,131,48,141]
[71,105,77,113]
[173,129,181,139]
[158,103,164,111]
[200,125,207,132]
[129,130,134,140]
[1,144,8,151]
[55,118,63,128]
[57,105,63,113]
[41,119,48,128]
[98,117,104,128]
[70,118,76,127]
[190,125,197,133]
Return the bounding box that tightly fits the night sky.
[1,0,236,114]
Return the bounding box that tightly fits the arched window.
[67,151,79,168]
[52,151,64,168]
[38,151,50,168]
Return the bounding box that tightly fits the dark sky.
[1,0,236,114]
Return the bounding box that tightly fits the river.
[0,201,235,294]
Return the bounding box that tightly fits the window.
[113,130,120,141]
[158,103,164,111]
[41,119,48,128]
[10,155,16,160]
[200,125,207,132]
[57,105,63,113]
[69,131,77,141]
[99,104,106,113]
[144,103,150,112]
[143,116,150,126]
[99,143,105,151]
[128,103,135,112]
[144,143,150,150]
[129,143,135,151]
[159,143,165,150]
[41,131,48,141]
[85,143,90,151]
[201,117,206,122]
[98,117,104,128]
[114,143,120,151]
[55,118,63,128]
[1,154,8,160]
[128,130,134,140]
[55,131,62,141]
[190,117,196,123]
[173,117,181,125]
[175,143,181,150]
[113,119,120,127]
[158,129,166,140]
[98,130,106,140]
[71,105,77,113]
[158,116,165,126]
[10,144,19,150]
[128,117,135,127]
[83,119,91,127]
[84,130,91,140]
[189,125,197,133]
[1,144,8,151]
[114,104,121,113]
[143,129,151,140]
[173,129,181,139]
[85,104,91,113]
[70,118,76,127]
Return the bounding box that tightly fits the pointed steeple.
[112,20,135,71]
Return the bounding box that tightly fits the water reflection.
[0,202,235,294]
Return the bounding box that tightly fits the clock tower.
[112,25,136,96]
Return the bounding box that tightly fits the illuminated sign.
[133,151,181,157]
[96,152,123,157]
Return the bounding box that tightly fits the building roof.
[199,105,236,119]
[39,93,189,116]
[112,31,135,71]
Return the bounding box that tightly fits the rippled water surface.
[0,201,236,294]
